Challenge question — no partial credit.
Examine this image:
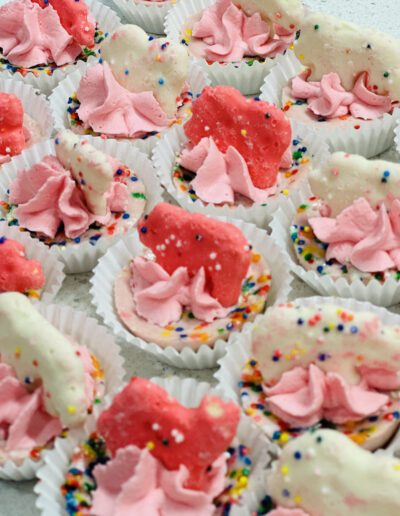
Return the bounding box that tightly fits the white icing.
[310,152,400,216]
[0,293,87,427]
[233,0,303,30]
[268,429,400,515]
[101,25,189,118]
[251,304,400,385]
[295,12,400,99]
[55,130,114,216]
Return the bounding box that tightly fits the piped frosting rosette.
[260,12,400,157]
[35,376,275,515]
[50,24,209,156]
[0,221,65,303]
[90,203,293,369]
[0,293,125,481]
[0,0,121,95]
[0,132,163,274]
[165,0,304,95]
[153,84,329,227]
[216,295,400,455]
[270,152,400,306]
[112,0,176,35]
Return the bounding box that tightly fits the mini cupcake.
[271,151,400,306]
[91,202,292,369]
[261,12,400,157]
[0,78,53,167]
[165,0,304,95]
[113,0,175,35]
[0,292,124,480]
[153,84,328,227]
[217,298,400,451]
[0,0,120,94]
[35,377,273,515]
[50,24,208,155]
[0,130,161,273]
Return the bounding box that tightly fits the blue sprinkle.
[294,451,302,460]
[175,327,184,332]
[250,359,257,366]
[116,168,123,176]
[130,176,138,182]
[124,69,129,75]
[272,431,281,441]
[179,334,188,338]
[158,78,165,85]
[226,322,234,330]
[254,96,260,101]
[98,58,103,64]
[122,213,130,219]
[393,411,400,419]
[282,489,290,497]
[384,170,391,177]
[55,138,60,145]
[297,318,304,325]
[317,265,324,274]
[350,326,358,334]
[337,324,344,331]
[140,226,148,234]
[74,237,81,243]
[148,36,155,41]
[272,355,280,362]
[0,236,6,244]
[292,139,299,145]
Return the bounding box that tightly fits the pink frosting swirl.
[130,257,230,326]
[264,364,390,427]
[309,198,400,273]
[77,63,170,138]
[9,155,128,239]
[192,0,295,62]
[91,445,227,516]
[291,71,393,120]
[0,0,82,68]
[180,137,278,203]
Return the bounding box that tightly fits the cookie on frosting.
[233,0,303,30]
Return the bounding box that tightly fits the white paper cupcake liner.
[0,301,125,481]
[90,216,293,369]
[0,77,54,151]
[164,0,289,95]
[0,137,163,274]
[215,295,400,442]
[35,377,275,515]
[0,221,65,303]
[152,120,329,227]
[269,185,400,306]
[113,0,175,35]
[260,51,398,158]
[0,0,121,96]
[49,60,209,156]
[394,116,400,154]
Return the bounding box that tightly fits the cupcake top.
[267,429,400,515]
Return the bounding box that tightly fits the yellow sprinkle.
[281,465,289,476]
[294,495,302,505]
[161,330,171,337]
[67,405,77,414]
[257,274,269,283]
[184,28,192,36]
[282,189,289,195]
[241,129,247,137]
[251,253,261,263]
[298,53,305,61]
[280,432,290,444]
[328,322,335,330]
[146,441,155,450]
[349,433,367,445]
[393,464,400,471]
[156,54,162,62]
[289,43,294,50]
[303,226,311,233]
[26,289,40,299]
[238,476,248,487]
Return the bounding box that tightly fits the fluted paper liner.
[90,217,293,369]
[0,302,125,481]
[113,0,175,35]
[0,137,163,274]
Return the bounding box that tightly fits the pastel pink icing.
[268,510,310,516]
[0,0,82,68]
[130,256,231,326]
[76,63,170,138]
[91,445,226,516]
[192,0,295,62]
[0,346,95,457]
[309,198,400,273]
[291,71,393,120]
[264,364,389,426]
[9,155,128,239]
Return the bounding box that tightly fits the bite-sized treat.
[59,378,260,515]
[169,85,313,209]
[282,12,399,131]
[182,0,303,65]
[68,24,193,142]
[0,0,106,81]
[1,130,147,250]
[0,292,105,466]
[291,152,400,285]
[267,429,400,516]
[240,303,400,450]
[0,92,44,165]
[0,236,45,296]
[115,203,272,350]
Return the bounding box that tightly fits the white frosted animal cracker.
[310,152,400,217]
[55,130,114,217]
[295,12,400,99]
[233,0,304,30]
[0,293,88,427]
[101,25,189,118]
[268,429,400,516]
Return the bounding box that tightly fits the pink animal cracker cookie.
[240,303,400,451]
[0,93,25,159]
[184,86,291,189]
[0,237,45,295]
[114,203,272,350]
[98,377,240,490]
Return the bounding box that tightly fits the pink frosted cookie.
[0,236,45,297]
[240,303,400,451]
[115,203,271,350]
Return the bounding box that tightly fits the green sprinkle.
[131,192,147,199]
[314,24,319,30]
[384,71,390,78]
[292,150,302,160]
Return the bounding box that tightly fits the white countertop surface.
[2,1,400,514]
